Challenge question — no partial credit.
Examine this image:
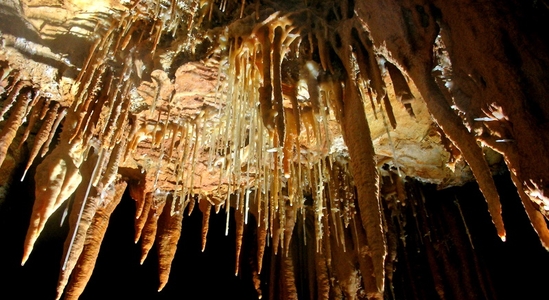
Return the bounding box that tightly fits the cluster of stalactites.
[0,2,221,296]
[0,3,433,299]
[0,3,197,298]
[0,59,132,300]
[200,7,393,297]
[433,33,549,250]
[3,0,537,298]
[81,4,421,296]
[194,12,332,284]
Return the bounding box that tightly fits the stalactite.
[187,195,196,216]
[156,195,184,291]
[40,107,67,158]
[199,197,212,251]
[2,70,21,95]
[385,61,415,117]
[18,96,46,148]
[514,174,549,249]
[55,149,103,300]
[272,206,282,255]
[99,86,130,150]
[336,38,386,293]
[283,201,296,257]
[329,220,360,299]
[0,85,33,167]
[21,102,60,180]
[26,88,42,116]
[112,98,132,145]
[272,26,285,146]
[63,180,127,300]
[315,27,331,73]
[235,204,245,275]
[150,19,164,56]
[70,67,107,145]
[134,192,153,243]
[281,250,299,300]
[140,192,166,264]
[304,61,321,117]
[416,75,506,241]
[0,63,8,85]
[382,94,397,129]
[352,215,382,300]
[491,146,549,250]
[90,148,111,188]
[256,204,268,274]
[351,28,385,102]
[315,248,330,300]
[38,97,52,120]
[99,127,129,188]
[75,37,101,85]
[0,80,31,121]
[22,106,86,266]
[258,25,274,131]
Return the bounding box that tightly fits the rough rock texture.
[1,0,548,299]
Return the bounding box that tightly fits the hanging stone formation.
[1,0,549,299]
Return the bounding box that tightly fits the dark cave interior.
[2,169,549,299]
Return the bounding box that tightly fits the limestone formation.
[1,0,548,299]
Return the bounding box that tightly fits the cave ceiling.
[1,0,549,299]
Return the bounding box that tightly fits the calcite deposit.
[1,0,548,299]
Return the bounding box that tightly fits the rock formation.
[1,0,548,299]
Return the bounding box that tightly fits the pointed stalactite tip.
[21,248,32,266]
